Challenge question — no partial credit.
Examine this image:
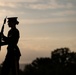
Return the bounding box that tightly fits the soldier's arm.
[0,42,8,46]
[2,34,8,42]
[0,33,8,47]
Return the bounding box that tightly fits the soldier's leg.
[12,60,19,75]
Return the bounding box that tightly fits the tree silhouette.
[51,48,76,75]
[51,48,70,64]
[24,58,52,75]
[23,48,76,75]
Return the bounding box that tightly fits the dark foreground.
[0,47,76,75]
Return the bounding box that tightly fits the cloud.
[19,0,38,2]
[28,2,73,10]
[25,1,74,10]
[20,17,76,25]
[0,0,38,2]
[0,1,74,10]
[51,10,76,16]
[0,2,21,8]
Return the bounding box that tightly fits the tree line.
[0,47,76,75]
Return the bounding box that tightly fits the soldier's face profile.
[8,21,15,27]
[8,21,12,27]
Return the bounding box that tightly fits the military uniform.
[1,17,21,75]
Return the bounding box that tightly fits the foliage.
[24,48,76,75]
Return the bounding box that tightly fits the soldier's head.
[7,17,19,27]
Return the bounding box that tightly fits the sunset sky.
[0,0,76,64]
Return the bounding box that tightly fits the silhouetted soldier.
[0,17,21,75]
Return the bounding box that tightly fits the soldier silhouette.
[0,17,21,75]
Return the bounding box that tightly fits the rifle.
[0,17,7,50]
